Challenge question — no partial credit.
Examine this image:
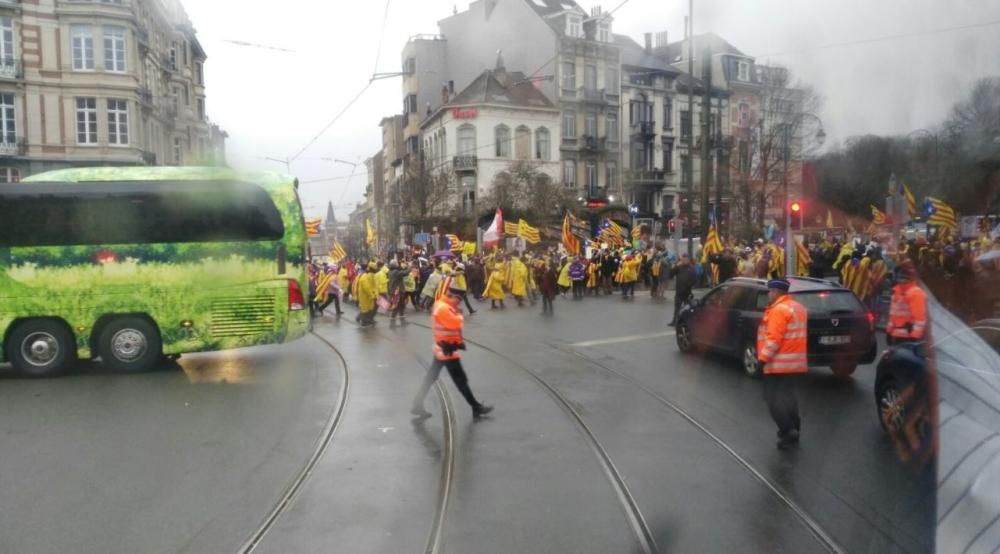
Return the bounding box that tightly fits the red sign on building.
[451,108,479,119]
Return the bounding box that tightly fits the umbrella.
[975,250,1000,263]
[433,250,457,259]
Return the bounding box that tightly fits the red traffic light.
[790,201,802,213]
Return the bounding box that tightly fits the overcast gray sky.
[184,0,1000,220]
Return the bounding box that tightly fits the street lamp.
[781,112,825,276]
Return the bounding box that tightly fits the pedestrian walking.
[756,279,808,450]
[355,261,379,327]
[453,263,476,314]
[619,254,640,299]
[886,260,928,346]
[668,254,696,326]
[569,257,586,299]
[484,262,506,309]
[388,261,407,321]
[536,257,558,314]
[411,282,494,419]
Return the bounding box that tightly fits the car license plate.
[820,336,850,345]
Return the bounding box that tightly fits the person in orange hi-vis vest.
[411,281,494,419]
[885,260,928,346]
[757,279,809,450]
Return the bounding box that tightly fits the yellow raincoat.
[484,263,506,300]
[356,272,378,312]
[510,258,529,297]
[557,261,572,288]
[375,266,389,295]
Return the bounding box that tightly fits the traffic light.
[789,200,803,230]
[668,219,676,234]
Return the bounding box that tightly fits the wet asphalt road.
[0,289,935,553]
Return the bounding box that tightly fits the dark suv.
[676,277,878,377]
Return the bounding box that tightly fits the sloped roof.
[614,34,677,73]
[448,69,555,109]
[663,32,748,62]
[522,0,584,17]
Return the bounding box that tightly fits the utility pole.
[700,42,712,241]
[686,0,694,259]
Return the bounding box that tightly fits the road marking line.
[570,331,675,348]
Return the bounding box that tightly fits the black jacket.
[670,263,697,296]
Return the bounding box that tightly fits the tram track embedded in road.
[553,342,846,554]
[407,320,659,554]
[237,330,351,554]
[371,324,457,554]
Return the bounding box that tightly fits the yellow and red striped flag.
[504,221,520,236]
[329,240,347,262]
[562,213,580,255]
[925,196,958,230]
[903,183,917,219]
[871,205,887,225]
[445,234,464,252]
[795,239,812,276]
[518,219,541,244]
[305,218,322,237]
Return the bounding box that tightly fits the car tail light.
[288,279,306,311]
[867,312,876,332]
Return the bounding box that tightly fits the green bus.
[0,166,310,377]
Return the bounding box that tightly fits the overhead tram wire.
[288,0,394,163]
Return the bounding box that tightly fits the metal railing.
[453,155,477,171]
[579,87,606,104]
[0,57,21,80]
[631,121,656,137]
[0,139,26,156]
[627,169,666,183]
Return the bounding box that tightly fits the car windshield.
[2,1,999,553]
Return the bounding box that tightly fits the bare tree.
[729,65,824,232]
[480,161,574,223]
[401,158,455,224]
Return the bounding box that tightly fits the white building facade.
[420,67,561,215]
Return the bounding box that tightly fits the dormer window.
[737,61,750,82]
[566,15,582,38]
[597,23,610,43]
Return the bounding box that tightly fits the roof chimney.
[644,32,652,54]
[655,31,668,48]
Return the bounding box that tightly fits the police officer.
[757,279,809,450]
[886,260,928,346]
[411,282,494,419]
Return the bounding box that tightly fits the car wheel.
[98,317,162,372]
[676,321,693,353]
[741,341,761,378]
[876,379,906,434]
[831,361,857,377]
[6,319,75,378]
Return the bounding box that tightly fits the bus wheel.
[98,317,162,372]
[6,320,76,378]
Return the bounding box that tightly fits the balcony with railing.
[626,169,667,189]
[631,121,656,139]
[453,155,477,171]
[0,139,26,157]
[0,57,21,80]
[578,87,607,104]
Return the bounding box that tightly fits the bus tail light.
[288,279,306,311]
[867,312,876,332]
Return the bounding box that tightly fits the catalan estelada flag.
[305,219,322,237]
[444,234,464,252]
[925,196,957,229]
